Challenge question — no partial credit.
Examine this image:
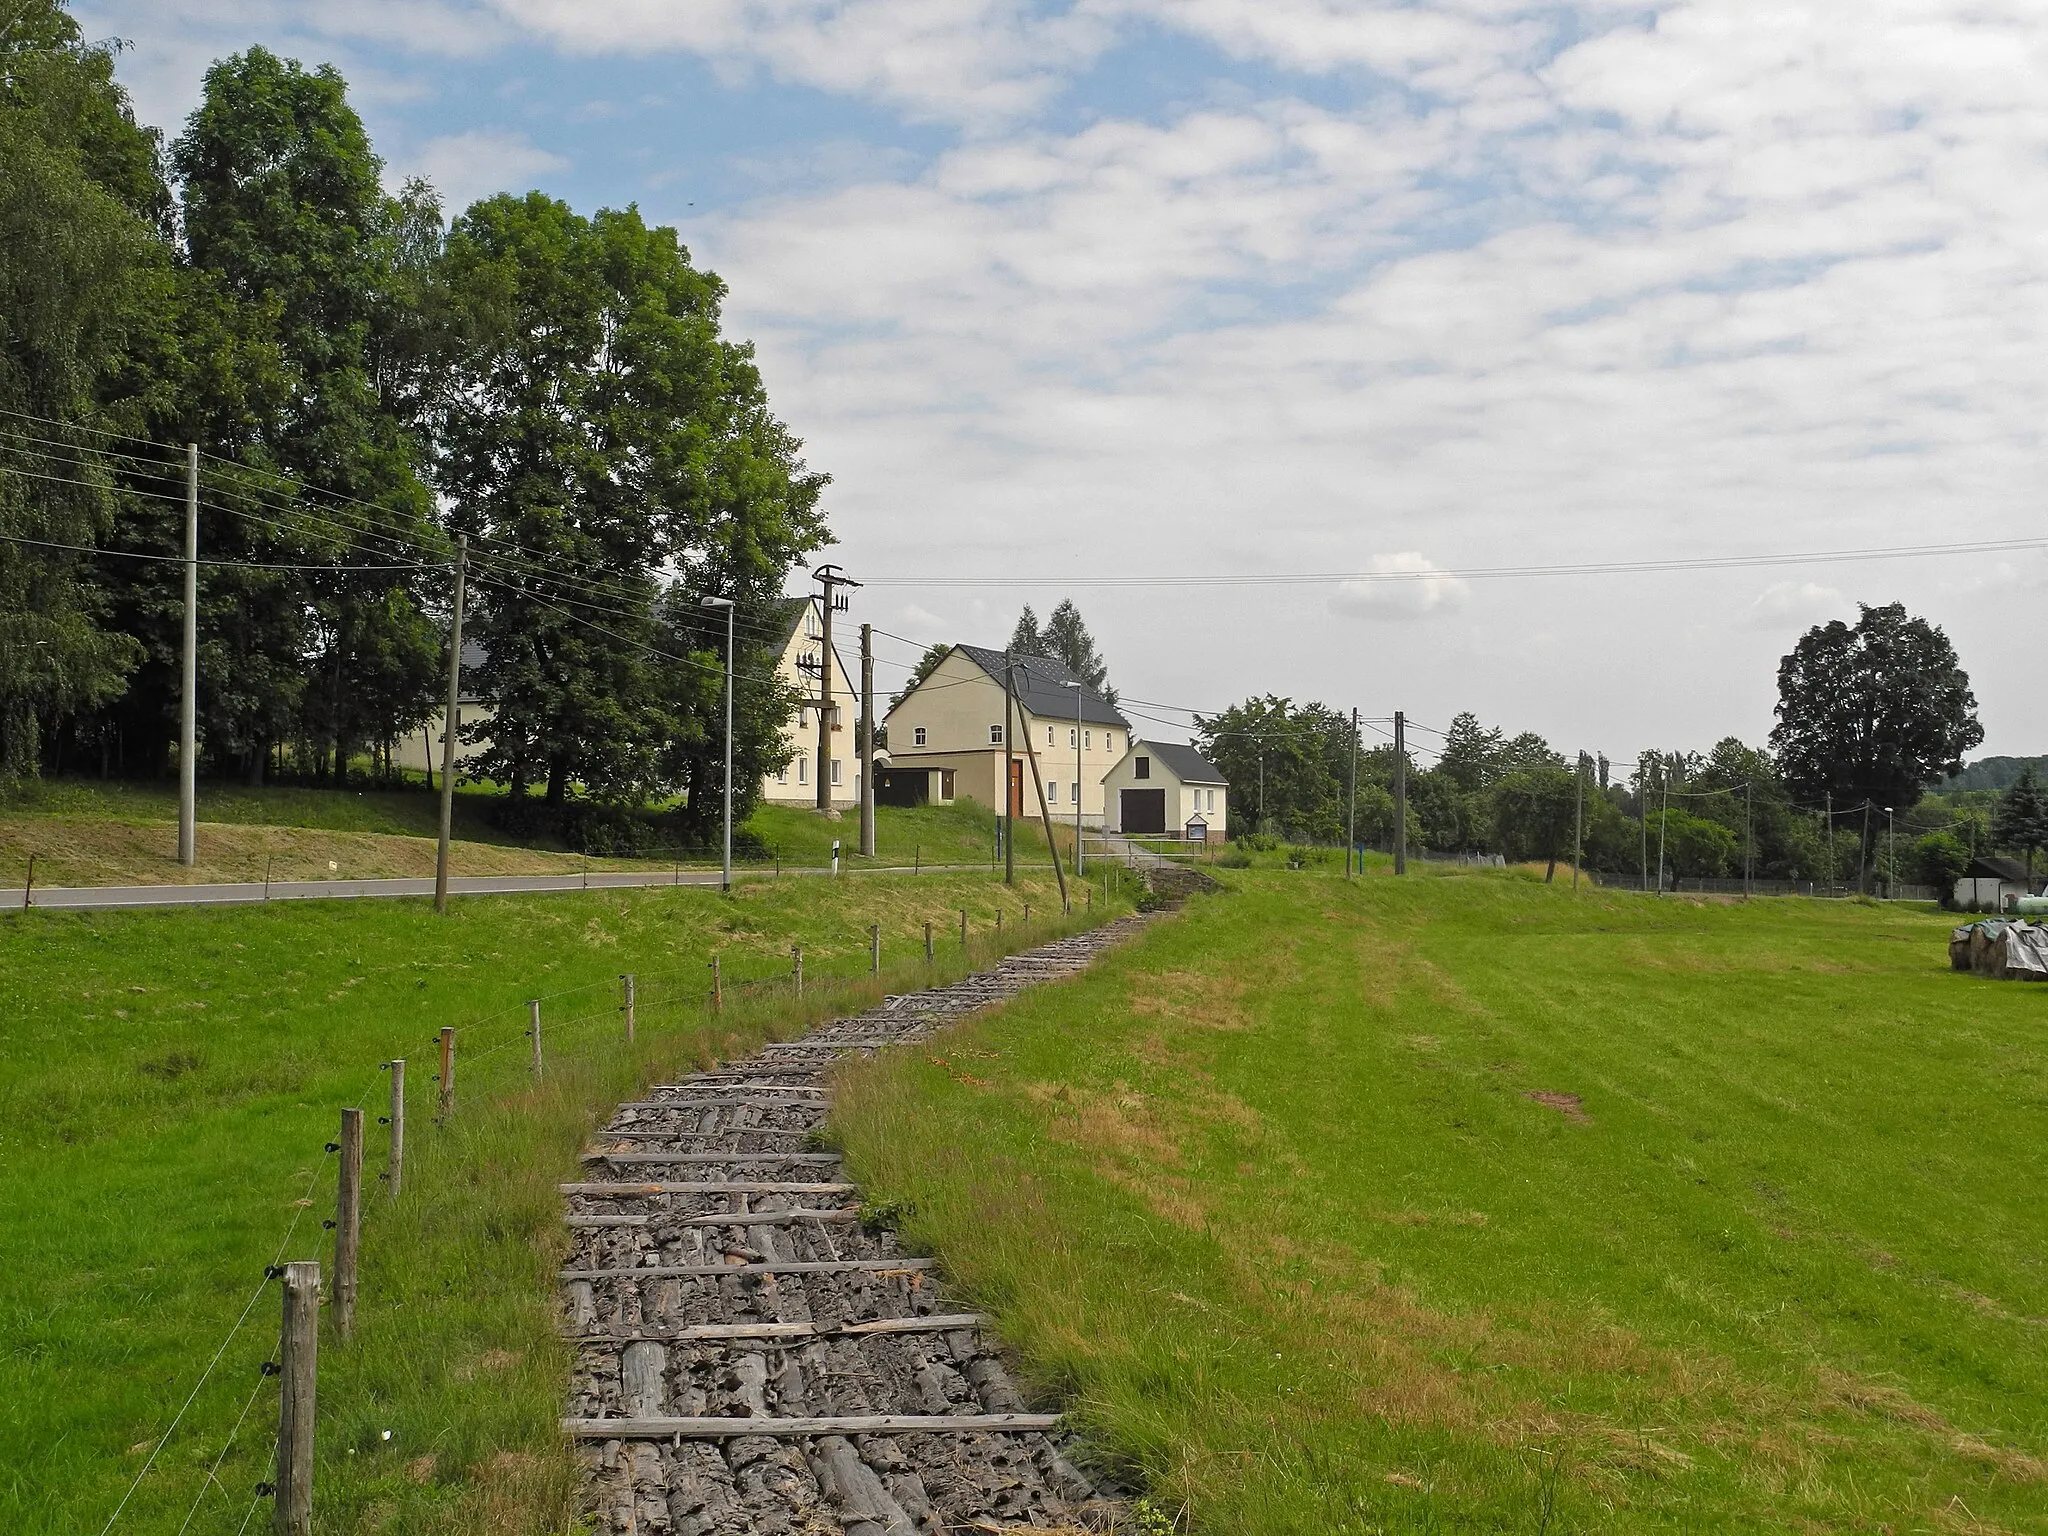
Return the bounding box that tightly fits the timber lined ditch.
[560,913,1154,1535]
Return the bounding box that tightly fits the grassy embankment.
[832,868,2048,1533]
[0,778,1031,886]
[0,864,1121,1535]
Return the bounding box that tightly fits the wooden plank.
[585,1148,839,1162]
[563,1206,860,1228]
[614,1098,830,1111]
[591,1130,809,1143]
[561,1257,935,1280]
[563,1313,983,1343]
[652,1083,823,1096]
[560,1181,852,1195]
[561,1412,1062,1439]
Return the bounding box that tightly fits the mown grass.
[830,869,2048,1533]
[0,781,1024,886]
[0,865,1124,1535]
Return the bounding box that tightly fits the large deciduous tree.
[439,192,828,807]
[1770,603,1981,873]
[1194,695,1356,841]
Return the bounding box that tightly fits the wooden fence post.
[792,946,803,998]
[869,924,880,974]
[711,955,722,1012]
[1023,902,1030,926]
[924,921,934,964]
[334,1110,362,1339]
[384,1060,404,1202]
[995,909,1003,939]
[621,974,636,1044]
[274,1261,319,1536]
[528,1000,543,1079]
[437,1027,455,1122]
[959,909,967,947]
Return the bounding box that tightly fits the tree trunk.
[1545,855,1556,883]
[546,757,568,806]
[247,742,265,788]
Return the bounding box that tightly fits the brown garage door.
[1120,788,1166,834]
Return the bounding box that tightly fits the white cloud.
[411,129,569,210]
[1329,554,1474,620]
[1744,581,1848,631]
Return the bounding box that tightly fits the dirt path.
[561,917,1150,1535]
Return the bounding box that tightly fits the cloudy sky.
[81,1,2048,761]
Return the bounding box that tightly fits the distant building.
[1101,739,1229,842]
[883,645,1129,820]
[759,595,860,810]
[1954,855,2037,912]
[394,639,491,778]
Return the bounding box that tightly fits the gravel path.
[561,916,1151,1535]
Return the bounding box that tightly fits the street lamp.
[701,596,736,893]
[1062,680,1083,875]
[1884,805,1895,899]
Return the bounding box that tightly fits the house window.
[1072,782,1081,805]
[913,726,927,747]
[798,756,808,784]
[1069,728,1077,748]
[1047,725,1055,746]
[777,765,788,785]
[1135,756,1150,780]
[799,707,809,728]
[1108,733,1118,752]
[989,724,1004,744]
[1206,789,1216,811]
[831,759,842,786]
[1047,781,1059,804]
[1084,730,1091,749]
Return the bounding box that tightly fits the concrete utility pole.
[1657,770,1671,895]
[1393,711,1408,875]
[179,443,198,867]
[433,535,467,915]
[1572,751,1586,892]
[1744,781,1754,897]
[811,564,859,812]
[859,622,876,858]
[1346,707,1358,879]
[701,595,736,892]
[1003,653,1018,886]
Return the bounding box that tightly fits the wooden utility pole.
[436,1027,455,1122]
[274,1261,319,1536]
[812,565,860,813]
[1346,707,1358,878]
[385,1059,404,1202]
[1016,697,1071,910]
[434,535,468,914]
[334,1109,362,1339]
[621,973,636,1043]
[178,444,198,867]
[1002,654,1018,886]
[859,623,876,857]
[1393,712,1408,875]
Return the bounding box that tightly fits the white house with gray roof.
[881,644,1130,820]
[1101,739,1230,842]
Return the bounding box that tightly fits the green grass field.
[831,869,2048,1534]
[0,778,1030,886]
[0,865,1112,1535]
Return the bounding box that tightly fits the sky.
[78,0,2048,762]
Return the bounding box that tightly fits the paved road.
[1,862,980,913]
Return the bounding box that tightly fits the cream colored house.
[760,595,860,809]
[883,644,1129,820]
[1101,739,1229,842]
[395,639,491,780]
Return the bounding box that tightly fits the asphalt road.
[1,862,977,913]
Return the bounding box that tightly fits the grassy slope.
[0,780,1026,886]
[831,869,2048,1534]
[0,866,1110,1535]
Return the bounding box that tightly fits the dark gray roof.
[1967,856,2030,882]
[951,644,1127,728]
[1133,739,1228,785]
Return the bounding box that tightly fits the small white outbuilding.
[1101,740,1229,842]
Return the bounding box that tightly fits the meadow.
[0,864,1108,1535]
[831,869,2048,1534]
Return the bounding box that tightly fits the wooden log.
[437,1026,454,1122]
[560,1257,935,1280]
[334,1109,362,1340]
[614,1096,827,1111]
[385,1059,404,1202]
[642,1084,824,1096]
[560,1413,1062,1439]
[562,1313,983,1343]
[558,1180,853,1194]
[565,1207,861,1229]
[585,1148,840,1163]
[274,1261,319,1535]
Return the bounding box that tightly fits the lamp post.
[1884,805,1895,899]
[702,596,736,893]
[1063,680,1083,875]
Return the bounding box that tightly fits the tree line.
[0,6,826,838]
[1196,602,2000,892]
